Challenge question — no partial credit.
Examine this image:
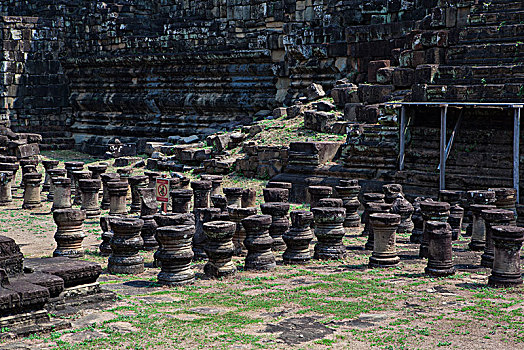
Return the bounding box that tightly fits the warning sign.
[156,178,170,203]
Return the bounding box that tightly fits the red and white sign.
[156,178,170,203]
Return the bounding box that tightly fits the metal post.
[514,108,521,204]
[399,106,406,171]
[439,105,448,191]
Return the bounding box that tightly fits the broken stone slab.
[15,143,40,159]
[303,110,337,133]
[24,257,102,288]
[306,83,326,101]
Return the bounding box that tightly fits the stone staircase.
[418,0,524,102]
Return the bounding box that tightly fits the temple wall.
[1,0,438,150]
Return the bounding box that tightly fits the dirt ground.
[0,152,523,349]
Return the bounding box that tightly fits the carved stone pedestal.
[211,195,229,220]
[42,160,59,192]
[22,173,42,209]
[263,188,289,203]
[468,204,497,251]
[144,171,161,188]
[361,193,385,236]
[425,221,455,277]
[223,187,243,208]
[335,182,361,228]
[364,202,392,250]
[72,171,91,206]
[488,226,524,288]
[99,216,117,256]
[52,177,72,211]
[419,201,450,258]
[201,175,223,196]
[382,184,403,204]
[107,181,128,215]
[228,206,257,256]
[369,213,401,268]
[116,168,132,200]
[267,182,292,192]
[47,169,66,202]
[465,190,496,236]
[410,198,425,243]
[0,172,12,206]
[242,188,257,208]
[203,221,237,278]
[171,189,193,214]
[108,218,144,275]
[191,180,212,209]
[490,188,517,224]
[194,207,221,260]
[20,158,38,188]
[260,202,290,251]
[100,173,119,210]
[283,210,314,264]
[318,198,343,207]
[87,163,108,180]
[128,176,148,214]
[439,190,465,240]
[391,195,414,234]
[308,186,332,208]
[64,161,84,192]
[0,163,19,189]
[79,179,101,218]
[312,207,346,260]
[480,209,514,268]
[139,188,158,250]
[155,225,195,286]
[53,209,86,258]
[242,215,276,271]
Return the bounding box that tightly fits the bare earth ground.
[0,151,523,349]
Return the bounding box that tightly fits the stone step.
[427,65,524,85]
[468,9,524,26]
[458,23,524,44]
[421,83,524,102]
[446,43,524,65]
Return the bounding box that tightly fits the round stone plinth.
[108,218,144,275]
[283,210,314,264]
[480,208,514,268]
[263,188,289,203]
[170,189,193,214]
[203,221,237,278]
[369,213,401,268]
[260,202,290,251]
[424,221,455,277]
[312,207,347,260]
[155,225,195,286]
[223,187,243,208]
[53,208,87,258]
[419,201,450,259]
[242,214,276,271]
[308,186,333,208]
[488,225,524,288]
[191,180,212,210]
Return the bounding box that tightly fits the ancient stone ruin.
[1,0,524,346]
